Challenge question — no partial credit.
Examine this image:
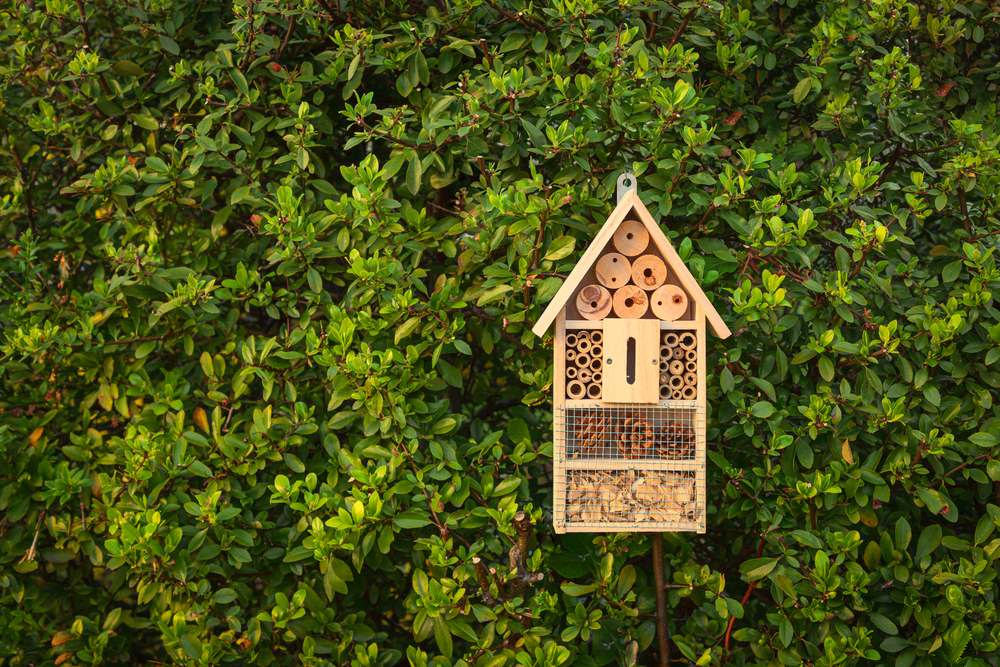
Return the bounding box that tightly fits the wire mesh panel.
[553,403,705,533]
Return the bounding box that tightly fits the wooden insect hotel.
[532,178,732,533]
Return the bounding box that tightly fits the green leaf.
[521,118,546,148]
[543,236,576,261]
[212,588,238,604]
[394,510,432,529]
[793,77,812,103]
[406,155,423,193]
[561,582,598,596]
[113,60,145,77]
[869,612,898,635]
[739,558,777,582]
[751,402,774,418]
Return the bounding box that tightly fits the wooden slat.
[553,310,567,534]
[564,458,701,471]
[628,195,733,340]
[659,321,699,331]
[696,303,707,534]
[602,319,660,403]
[564,399,699,408]
[532,193,637,338]
[566,320,603,330]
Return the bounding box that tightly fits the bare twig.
[652,534,671,666]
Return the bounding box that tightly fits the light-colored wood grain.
[628,193,732,339]
[554,311,567,533]
[660,321,697,331]
[613,219,649,256]
[567,321,603,330]
[576,284,613,321]
[651,284,688,321]
[531,194,636,337]
[612,285,648,319]
[602,319,660,403]
[695,303,707,534]
[595,253,632,289]
[632,254,667,291]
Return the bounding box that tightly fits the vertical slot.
[626,337,636,385]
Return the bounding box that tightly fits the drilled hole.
[674,296,682,303]
[612,257,617,263]
[590,301,597,308]
[626,233,633,240]
[643,268,652,277]
[625,298,634,308]
[611,277,616,282]
[657,300,662,306]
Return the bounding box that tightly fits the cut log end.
[612,285,648,319]
[631,254,667,291]
[651,284,688,321]
[595,252,632,289]
[613,219,649,256]
[576,284,613,321]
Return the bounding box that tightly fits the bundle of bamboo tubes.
[658,331,698,400]
[565,469,699,525]
[565,330,604,400]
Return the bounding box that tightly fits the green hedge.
[2,0,1000,666]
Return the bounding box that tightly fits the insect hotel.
[532,179,731,533]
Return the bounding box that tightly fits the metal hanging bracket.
[617,172,638,204]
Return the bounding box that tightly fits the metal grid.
[563,468,704,528]
[557,403,701,461]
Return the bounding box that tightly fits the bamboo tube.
[590,344,603,358]
[672,389,684,400]
[669,375,684,389]
[659,372,670,385]
[567,381,586,399]
[566,333,578,348]
[592,372,602,384]
[566,367,578,379]
[659,360,668,371]
[669,360,684,375]
[651,284,688,321]
[590,357,603,372]
[566,349,577,362]
[577,331,591,343]
[631,255,667,291]
[587,384,603,399]
[613,220,649,256]
[685,349,697,361]
[612,285,648,319]
[682,386,696,400]
[595,253,632,289]
[591,331,603,345]
[685,361,697,373]
[579,368,593,383]
[660,345,671,359]
[575,353,591,369]
[576,285,613,320]
[663,333,679,347]
[683,372,697,386]
[679,333,697,350]
[577,338,591,353]
[660,385,670,399]
[672,347,684,360]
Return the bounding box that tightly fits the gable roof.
[531,189,732,339]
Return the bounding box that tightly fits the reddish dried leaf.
[935,82,953,98]
[723,111,743,126]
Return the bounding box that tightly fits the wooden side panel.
[602,319,660,403]
[696,304,707,534]
[553,310,567,534]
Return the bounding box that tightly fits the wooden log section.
[669,375,684,389]
[575,353,591,369]
[591,331,603,345]
[566,367,578,379]
[612,285,648,319]
[685,349,697,361]
[663,333,679,347]
[590,357,603,372]
[685,361,697,373]
[682,386,696,400]
[683,372,697,386]
[595,253,632,289]
[590,345,603,359]
[587,384,603,399]
[651,284,688,321]
[566,349,577,362]
[672,347,684,360]
[631,255,667,291]
[579,368,593,383]
[576,285,613,321]
[566,333,578,348]
[613,219,649,256]
[679,332,697,350]
[567,381,586,399]
[669,360,684,375]
[672,388,684,400]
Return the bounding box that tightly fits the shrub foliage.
[2,0,1000,665]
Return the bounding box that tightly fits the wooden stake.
[651,285,688,321]
[595,253,632,289]
[576,285,613,321]
[632,255,667,291]
[612,285,648,319]
[613,219,649,256]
